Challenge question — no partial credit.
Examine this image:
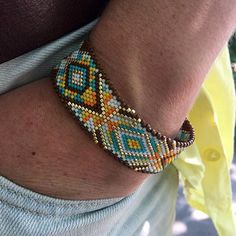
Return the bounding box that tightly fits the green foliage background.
[229,32,236,81]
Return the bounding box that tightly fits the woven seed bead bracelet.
[51,38,195,174]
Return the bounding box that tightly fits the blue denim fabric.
[0,166,178,236]
[0,19,179,236]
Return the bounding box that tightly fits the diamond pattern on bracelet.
[51,39,195,174]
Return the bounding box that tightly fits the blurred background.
[173,32,236,236]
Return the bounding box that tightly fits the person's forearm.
[90,0,236,137]
[1,0,236,200]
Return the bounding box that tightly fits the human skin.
[0,0,108,63]
[0,0,236,200]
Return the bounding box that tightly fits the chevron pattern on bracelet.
[52,40,193,174]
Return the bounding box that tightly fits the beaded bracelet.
[51,38,195,174]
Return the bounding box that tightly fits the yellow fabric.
[173,44,236,236]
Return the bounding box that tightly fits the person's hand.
[0,78,147,200]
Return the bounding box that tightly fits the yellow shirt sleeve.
[173,44,236,236]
